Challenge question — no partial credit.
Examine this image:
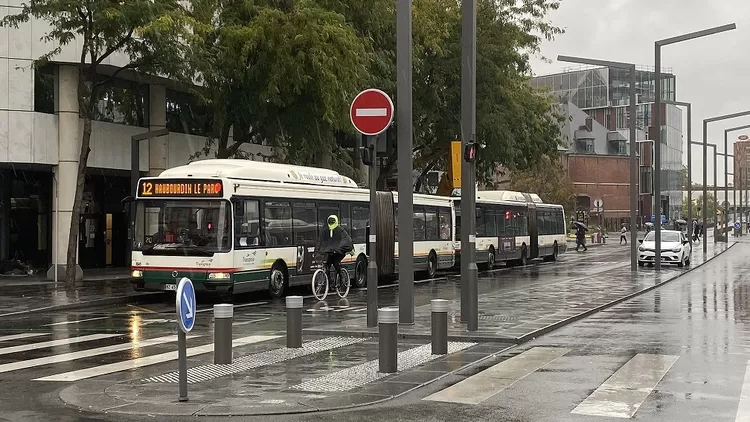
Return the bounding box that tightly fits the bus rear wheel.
[426,251,437,279]
[354,254,367,288]
[268,263,287,299]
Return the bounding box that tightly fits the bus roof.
[477,190,543,204]
[159,159,360,188]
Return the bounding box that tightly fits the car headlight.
[672,247,682,253]
[638,246,645,252]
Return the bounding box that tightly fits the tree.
[509,155,574,214]
[680,164,689,189]
[187,0,370,178]
[1,1,189,286]
[682,193,716,220]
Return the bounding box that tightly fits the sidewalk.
[306,242,733,343]
[0,269,161,318]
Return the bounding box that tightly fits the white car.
[638,230,692,268]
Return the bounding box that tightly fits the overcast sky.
[529,0,750,186]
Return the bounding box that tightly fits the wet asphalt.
[0,240,725,421]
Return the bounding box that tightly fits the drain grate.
[290,341,476,392]
[143,336,366,384]
[448,312,518,322]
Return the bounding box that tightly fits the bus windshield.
[133,199,231,255]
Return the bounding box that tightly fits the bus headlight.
[131,270,143,278]
[208,273,231,280]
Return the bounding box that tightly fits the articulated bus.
[454,190,567,269]
[129,159,455,297]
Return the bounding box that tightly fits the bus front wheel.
[354,254,368,289]
[268,263,287,299]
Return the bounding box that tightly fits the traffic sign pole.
[175,277,196,402]
[350,89,393,328]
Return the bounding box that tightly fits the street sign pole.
[350,89,393,328]
[175,277,196,402]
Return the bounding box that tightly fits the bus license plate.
[163,284,177,291]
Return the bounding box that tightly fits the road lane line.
[43,317,108,327]
[0,333,49,342]
[127,304,157,314]
[0,335,198,374]
[735,360,750,421]
[232,318,270,326]
[571,354,679,419]
[423,347,570,405]
[34,335,281,382]
[0,333,119,356]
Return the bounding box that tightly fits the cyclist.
[317,215,354,283]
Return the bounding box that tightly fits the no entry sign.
[350,89,394,136]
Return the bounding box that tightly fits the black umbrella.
[573,221,588,230]
[675,219,687,225]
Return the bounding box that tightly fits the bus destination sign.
[138,179,223,198]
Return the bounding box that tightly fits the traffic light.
[360,145,374,166]
[464,142,478,162]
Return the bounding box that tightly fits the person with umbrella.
[574,221,588,252]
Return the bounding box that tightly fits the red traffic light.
[464,143,478,162]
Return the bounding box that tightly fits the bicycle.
[311,258,351,301]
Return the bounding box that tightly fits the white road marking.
[0,333,49,342]
[0,335,197,374]
[571,354,679,418]
[0,333,119,356]
[735,360,750,421]
[423,347,570,405]
[43,317,108,327]
[34,335,281,382]
[195,302,269,314]
[355,108,387,117]
[232,318,270,326]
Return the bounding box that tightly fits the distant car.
[638,229,692,268]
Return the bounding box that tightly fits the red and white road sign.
[350,89,394,136]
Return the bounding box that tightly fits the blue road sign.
[175,277,196,333]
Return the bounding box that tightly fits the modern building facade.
[0,2,271,275]
[531,65,683,225]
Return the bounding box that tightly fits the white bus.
[129,159,455,297]
[454,190,567,269]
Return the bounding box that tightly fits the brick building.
[564,154,632,226]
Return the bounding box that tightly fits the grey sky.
[529,0,750,186]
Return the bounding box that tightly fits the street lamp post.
[691,140,718,243]
[653,23,736,268]
[702,110,750,253]
[557,55,637,272]
[658,100,692,244]
[726,124,750,239]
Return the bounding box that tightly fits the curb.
[0,292,166,319]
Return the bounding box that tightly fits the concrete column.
[47,65,82,280]
[148,85,167,176]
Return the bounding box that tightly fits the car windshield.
[133,199,231,255]
[643,231,681,243]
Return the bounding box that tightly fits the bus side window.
[351,204,368,243]
[235,199,260,248]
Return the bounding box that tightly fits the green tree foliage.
[1,0,189,286]
[186,0,370,176]
[193,0,564,187]
[509,155,575,213]
[682,193,717,220]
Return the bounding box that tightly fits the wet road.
[0,245,628,420]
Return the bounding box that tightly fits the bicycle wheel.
[335,269,350,298]
[312,269,328,301]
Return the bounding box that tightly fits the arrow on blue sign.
[176,277,196,333]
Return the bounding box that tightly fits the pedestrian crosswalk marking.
[0,333,119,356]
[735,360,750,421]
[423,347,570,405]
[0,335,198,374]
[43,317,108,327]
[571,353,679,419]
[0,333,49,343]
[34,335,281,382]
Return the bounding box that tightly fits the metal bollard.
[213,304,233,364]
[378,307,399,373]
[286,296,303,348]
[431,299,449,355]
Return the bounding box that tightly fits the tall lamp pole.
[725,124,750,239]
[653,23,736,268]
[659,100,691,244]
[557,55,637,272]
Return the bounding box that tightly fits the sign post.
[350,89,394,328]
[175,277,196,402]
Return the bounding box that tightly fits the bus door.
[528,203,539,258]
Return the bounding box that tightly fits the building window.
[166,89,214,136]
[34,65,55,114]
[84,75,149,127]
[585,140,595,154]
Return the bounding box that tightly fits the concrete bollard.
[213,304,233,364]
[378,307,399,373]
[286,296,303,348]
[431,299,449,355]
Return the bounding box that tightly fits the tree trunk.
[65,71,94,288]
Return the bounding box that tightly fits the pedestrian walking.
[574,221,588,252]
[620,225,627,244]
